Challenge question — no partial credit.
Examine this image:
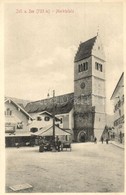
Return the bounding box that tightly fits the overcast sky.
[4,2,124,114]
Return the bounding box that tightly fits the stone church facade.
[25,34,106,142]
[74,35,106,141]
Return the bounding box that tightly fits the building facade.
[111,72,124,144]
[5,98,33,146]
[24,35,106,142]
[25,92,74,132]
[74,35,106,141]
[29,111,61,132]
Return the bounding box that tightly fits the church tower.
[74,35,106,142]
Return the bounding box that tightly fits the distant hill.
[106,114,114,127]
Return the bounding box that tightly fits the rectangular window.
[95,62,98,70]
[37,116,42,121]
[82,63,84,71]
[80,64,83,72]
[100,64,102,72]
[60,118,63,124]
[5,108,12,116]
[86,62,88,70]
[79,62,88,73]
[95,62,103,72]
[97,64,99,70]
[83,63,85,71]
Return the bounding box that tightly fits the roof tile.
[25,93,74,115]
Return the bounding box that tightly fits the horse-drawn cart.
[61,141,72,151]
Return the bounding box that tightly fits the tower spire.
[97,25,99,36]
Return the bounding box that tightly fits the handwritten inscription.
[16,9,74,14]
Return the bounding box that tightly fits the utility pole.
[52,90,55,146]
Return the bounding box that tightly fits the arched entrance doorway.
[77,130,86,142]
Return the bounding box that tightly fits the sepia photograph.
[2,0,125,193]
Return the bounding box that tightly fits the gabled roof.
[74,36,97,62]
[39,111,61,121]
[110,72,124,100]
[5,98,33,120]
[18,103,25,109]
[5,96,30,107]
[25,93,74,115]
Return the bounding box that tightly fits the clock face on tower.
[80,82,85,89]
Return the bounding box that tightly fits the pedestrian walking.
[101,136,104,144]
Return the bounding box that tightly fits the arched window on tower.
[86,62,88,70]
[78,64,81,72]
[95,62,103,72]
[100,64,103,72]
[95,62,98,70]
[80,64,83,71]
[83,63,85,71]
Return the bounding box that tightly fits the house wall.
[92,35,105,62]
[29,113,54,130]
[56,113,70,129]
[5,101,30,132]
[113,83,124,142]
[91,46,106,141]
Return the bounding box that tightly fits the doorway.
[77,130,86,142]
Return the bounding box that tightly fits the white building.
[29,111,61,132]
[5,98,33,147]
[110,72,124,144]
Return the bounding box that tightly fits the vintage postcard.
[0,0,125,194]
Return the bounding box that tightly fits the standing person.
[106,138,109,144]
[39,137,44,152]
[56,136,61,151]
[94,137,97,144]
[57,139,61,152]
[101,136,104,144]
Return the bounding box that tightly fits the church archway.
[77,130,86,142]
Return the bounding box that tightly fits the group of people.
[94,136,109,144]
[101,136,109,144]
[39,136,62,152]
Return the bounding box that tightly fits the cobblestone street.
[6,142,124,193]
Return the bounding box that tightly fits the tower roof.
[74,36,97,62]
